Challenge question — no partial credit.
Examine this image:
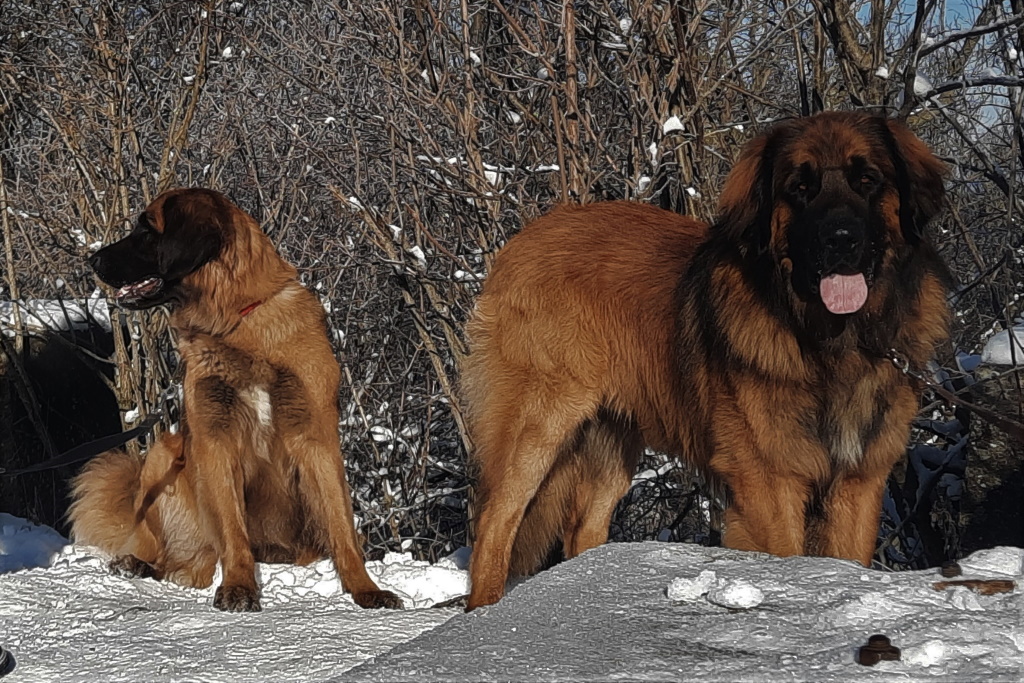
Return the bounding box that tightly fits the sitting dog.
[70,188,401,612]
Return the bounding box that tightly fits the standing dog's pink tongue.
[820,273,868,314]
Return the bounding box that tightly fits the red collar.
[239,301,262,318]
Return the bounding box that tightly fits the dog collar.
[239,301,262,318]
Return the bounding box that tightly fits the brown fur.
[70,188,401,611]
[464,112,951,609]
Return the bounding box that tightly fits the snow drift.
[1,515,1021,682]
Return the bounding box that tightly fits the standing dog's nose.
[822,227,862,255]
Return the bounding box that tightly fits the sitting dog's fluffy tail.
[68,447,144,555]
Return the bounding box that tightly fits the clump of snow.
[662,115,684,134]
[666,569,716,601]
[913,73,933,96]
[706,578,764,609]
[668,570,764,608]
[875,65,890,79]
[981,326,1024,365]
[903,638,947,667]
[407,245,427,269]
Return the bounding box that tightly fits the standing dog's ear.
[879,118,947,244]
[156,191,227,282]
[716,123,791,258]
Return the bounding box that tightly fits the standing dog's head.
[716,111,946,316]
[89,189,235,309]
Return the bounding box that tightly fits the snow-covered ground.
[2,514,1021,682]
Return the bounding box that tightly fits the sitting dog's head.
[89,189,232,309]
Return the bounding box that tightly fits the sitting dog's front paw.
[352,589,404,609]
[109,555,158,579]
[214,584,262,612]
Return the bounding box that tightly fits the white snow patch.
[637,176,651,192]
[1,289,111,335]
[957,546,1023,576]
[875,65,890,79]
[407,245,427,269]
[221,46,233,58]
[366,552,469,609]
[662,115,684,134]
[0,513,68,573]
[903,638,947,667]
[981,326,1024,365]
[914,73,933,96]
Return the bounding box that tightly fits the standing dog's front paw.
[109,555,159,579]
[352,589,404,609]
[214,584,262,612]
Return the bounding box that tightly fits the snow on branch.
[920,13,1024,58]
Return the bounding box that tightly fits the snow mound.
[351,542,1024,681]
[0,513,69,573]
[0,517,467,681]
[2,517,1022,682]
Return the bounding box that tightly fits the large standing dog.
[464,112,951,609]
[70,188,401,612]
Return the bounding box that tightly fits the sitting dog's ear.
[878,118,947,244]
[156,192,226,281]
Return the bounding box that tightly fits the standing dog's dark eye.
[858,172,881,190]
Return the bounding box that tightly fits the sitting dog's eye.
[798,182,808,192]
[860,174,876,186]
